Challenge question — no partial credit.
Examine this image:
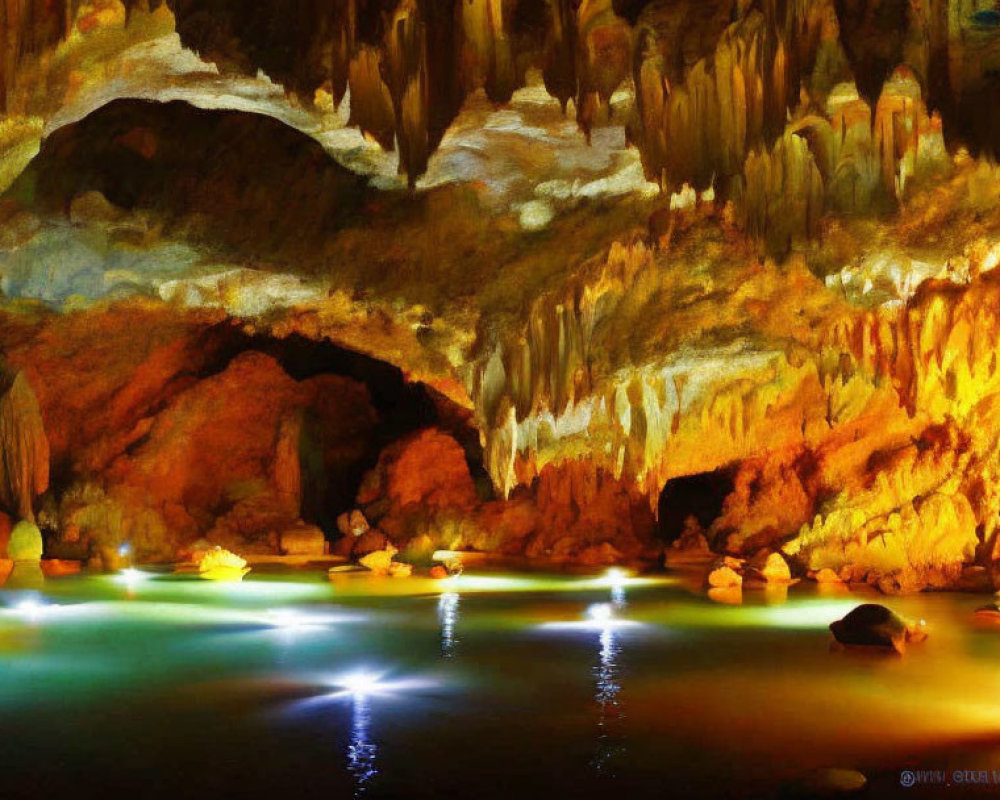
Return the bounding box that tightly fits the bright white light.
[605,568,628,588]
[337,672,384,696]
[265,609,321,630]
[116,568,149,587]
[537,603,643,633]
[317,670,439,701]
[12,598,57,622]
[15,599,43,615]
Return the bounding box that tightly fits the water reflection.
[591,622,625,774]
[438,592,460,658]
[347,693,378,797]
[607,569,627,610]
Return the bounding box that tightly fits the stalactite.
[0,368,49,522]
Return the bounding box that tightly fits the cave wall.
[4,0,1000,586]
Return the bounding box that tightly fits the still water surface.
[0,569,998,798]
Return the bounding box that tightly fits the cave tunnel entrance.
[240,332,488,534]
[656,466,736,545]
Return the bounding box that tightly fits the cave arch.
[656,466,735,544]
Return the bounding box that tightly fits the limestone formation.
[6,519,42,561]
[279,525,326,557]
[0,369,48,523]
[6,519,44,589]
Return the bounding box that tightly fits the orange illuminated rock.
[0,369,49,522]
[279,524,326,557]
[810,568,844,584]
[707,564,742,588]
[41,559,81,577]
[364,428,478,513]
[337,509,369,537]
[358,547,397,577]
[100,350,375,553]
[352,530,390,559]
[747,551,792,584]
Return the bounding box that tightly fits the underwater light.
[337,671,385,696]
[265,609,323,630]
[605,568,628,587]
[12,598,57,622]
[317,670,439,701]
[538,602,642,632]
[605,568,629,607]
[117,568,149,587]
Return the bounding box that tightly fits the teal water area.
[0,569,999,799]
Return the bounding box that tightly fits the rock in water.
[830,604,927,654]
[388,562,413,578]
[707,561,742,588]
[358,547,397,576]
[748,550,792,583]
[973,603,1000,622]
[0,370,48,522]
[196,547,250,581]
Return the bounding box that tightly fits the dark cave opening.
[239,332,488,534]
[656,466,735,544]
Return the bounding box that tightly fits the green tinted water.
[0,569,997,799]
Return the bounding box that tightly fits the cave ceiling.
[4,0,1000,521]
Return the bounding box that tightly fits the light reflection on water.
[438,592,460,658]
[348,693,378,796]
[6,571,1000,798]
[592,625,625,775]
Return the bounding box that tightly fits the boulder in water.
[974,603,1000,623]
[707,562,742,588]
[195,546,250,581]
[748,550,792,583]
[830,604,926,654]
[388,561,413,578]
[358,547,397,576]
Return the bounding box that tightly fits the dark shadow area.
[656,467,735,544]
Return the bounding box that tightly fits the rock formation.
[3,0,1000,590]
[0,368,48,522]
